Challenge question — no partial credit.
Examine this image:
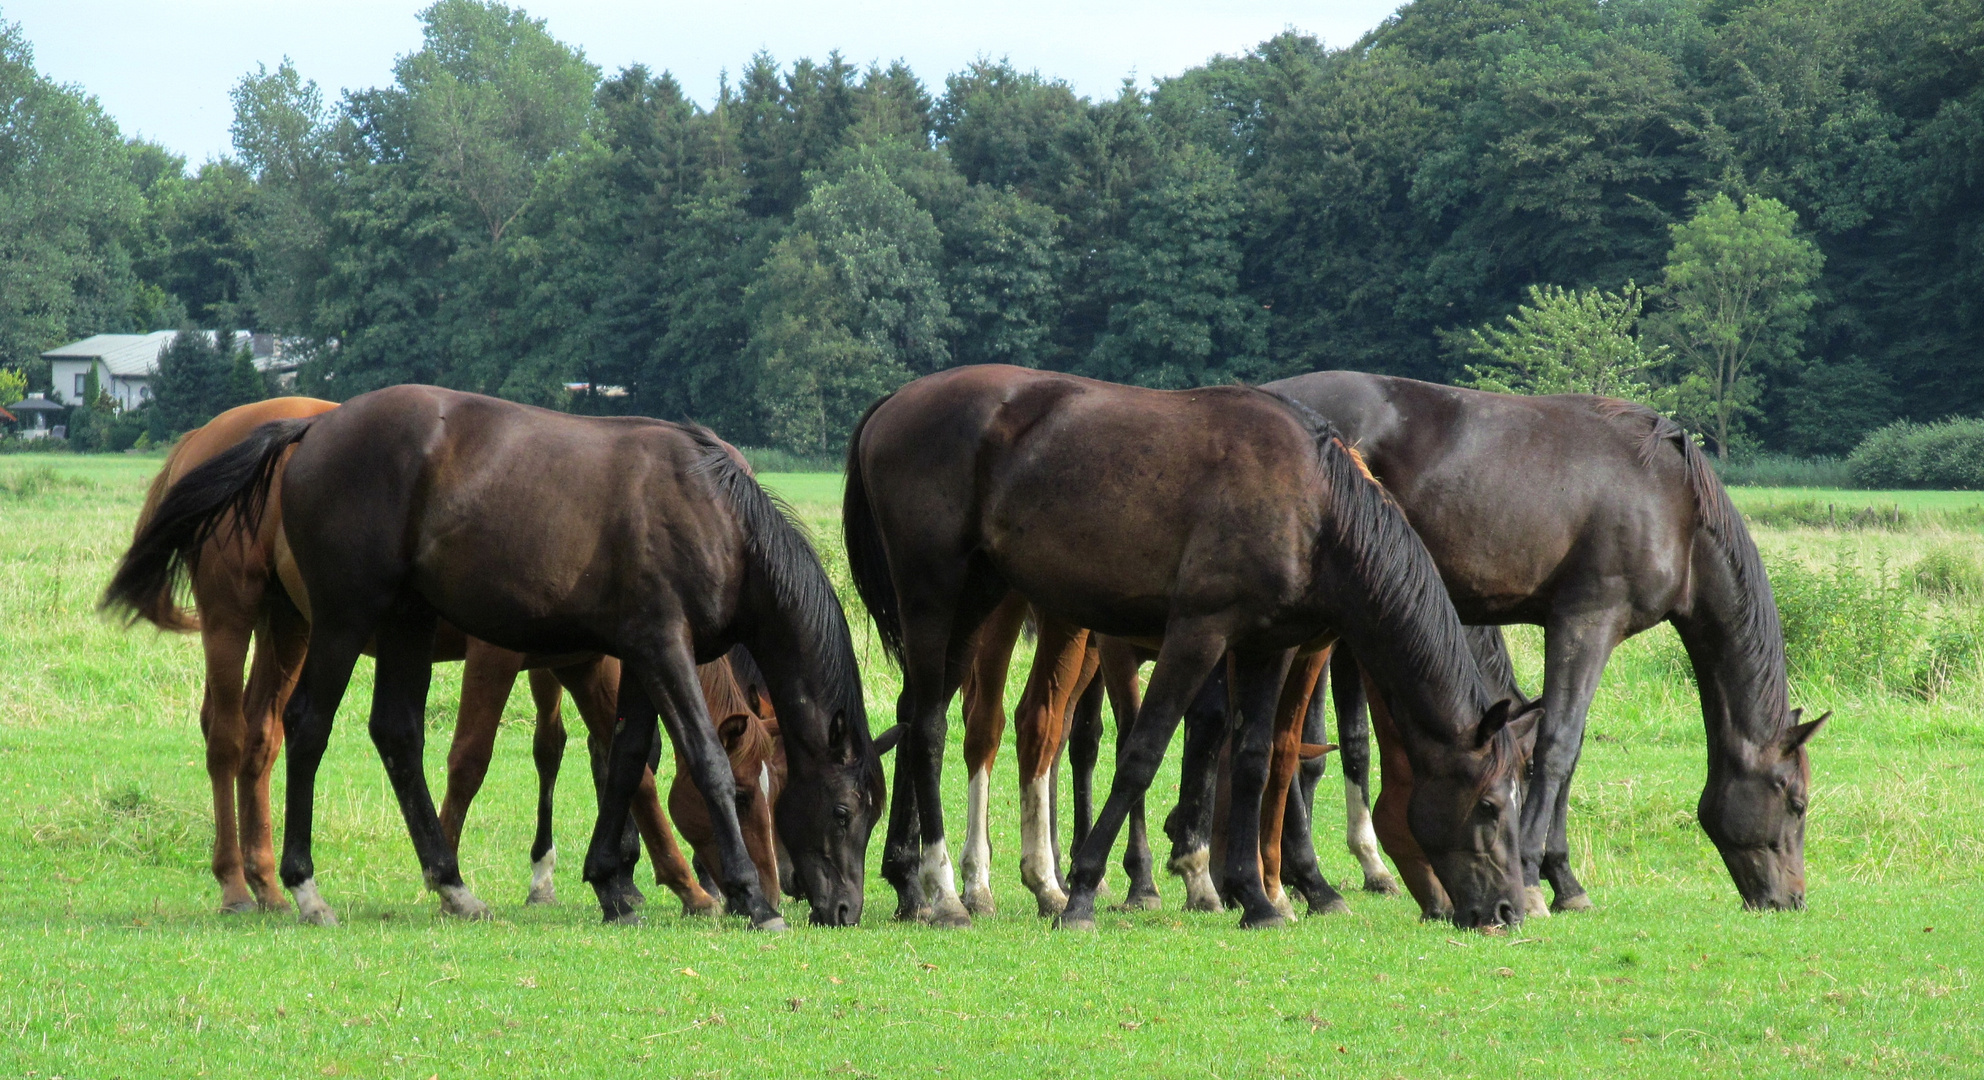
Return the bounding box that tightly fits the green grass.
[1,457,1980,1078]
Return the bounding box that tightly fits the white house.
[41,331,297,410]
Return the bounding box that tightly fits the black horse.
[1267,372,1825,913]
[104,386,880,929]
[843,365,1540,930]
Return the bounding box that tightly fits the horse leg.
[629,647,783,929]
[1065,653,1105,887]
[1099,640,1160,911]
[1523,611,1623,917]
[1332,646,1398,894]
[438,640,522,857]
[564,656,712,915]
[367,607,488,920]
[1060,628,1226,931]
[959,592,1025,916]
[1014,619,1090,917]
[1218,649,1296,929]
[1279,657,1334,912]
[526,667,565,904]
[1164,664,1229,912]
[199,618,255,914]
[1364,670,1450,920]
[238,600,304,911]
[278,621,372,927]
[1264,648,1345,917]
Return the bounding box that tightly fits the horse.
[1267,372,1825,914]
[115,397,720,917]
[843,365,1540,930]
[104,385,879,929]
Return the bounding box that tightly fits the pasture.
[1,455,1980,1078]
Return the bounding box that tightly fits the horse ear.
[1475,697,1543,749]
[1507,699,1544,748]
[1298,741,1337,761]
[716,712,751,751]
[1782,710,1829,753]
[872,723,904,756]
[827,709,859,763]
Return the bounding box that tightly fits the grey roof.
[41,331,289,376]
[8,395,66,412]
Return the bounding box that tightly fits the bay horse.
[1268,372,1826,914]
[106,386,878,929]
[844,365,1539,930]
[117,397,720,916]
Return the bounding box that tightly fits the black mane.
[1260,389,1490,725]
[1599,398,1791,739]
[684,426,869,752]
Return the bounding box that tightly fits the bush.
[1767,553,1922,689]
[1846,417,1984,489]
[1911,547,1984,598]
[739,446,843,473]
[1742,500,1910,530]
[1714,452,1854,488]
[1913,618,1984,701]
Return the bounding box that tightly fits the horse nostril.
[836,901,853,925]
[1494,900,1517,926]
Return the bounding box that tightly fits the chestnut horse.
[117,398,715,915]
[1269,372,1825,914]
[844,366,1539,930]
[107,386,878,929]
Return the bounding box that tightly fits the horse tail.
[841,393,905,668]
[100,417,317,626]
[124,435,203,632]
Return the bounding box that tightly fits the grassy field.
[1,455,1980,1078]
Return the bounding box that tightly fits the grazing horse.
[105,386,878,929]
[844,366,1539,930]
[117,398,715,916]
[1269,372,1825,914]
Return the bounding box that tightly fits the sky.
[6,1,1404,164]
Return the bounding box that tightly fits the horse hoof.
[962,886,996,917]
[1362,874,1401,895]
[439,887,491,921]
[1307,896,1352,917]
[296,906,339,928]
[604,909,645,926]
[1522,886,1553,919]
[753,915,790,933]
[525,887,556,906]
[682,898,721,918]
[1034,890,1069,919]
[219,900,257,916]
[1055,910,1097,932]
[1552,891,1594,913]
[1109,891,1163,913]
[925,898,972,929]
[1183,892,1224,914]
[1239,909,1288,930]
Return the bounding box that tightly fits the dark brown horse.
[1268,372,1825,913]
[844,365,1539,930]
[106,386,879,929]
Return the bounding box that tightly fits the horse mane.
[1259,389,1488,722]
[682,425,869,754]
[1595,398,1790,737]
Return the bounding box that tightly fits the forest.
[3,0,1981,456]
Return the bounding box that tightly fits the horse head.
[1698,709,1826,910]
[1407,697,1543,929]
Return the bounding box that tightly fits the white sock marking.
[962,766,992,901]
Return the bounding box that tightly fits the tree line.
[3,0,1980,456]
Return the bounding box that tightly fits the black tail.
[100,417,317,625]
[841,393,905,668]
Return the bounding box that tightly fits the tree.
[147,330,235,438]
[1084,144,1269,388]
[744,232,906,454]
[0,19,144,369]
[1651,194,1823,457]
[944,184,1066,367]
[1457,281,1667,401]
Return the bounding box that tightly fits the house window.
[75,373,87,398]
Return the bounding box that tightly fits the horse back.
[279,385,746,656]
[1269,372,1697,624]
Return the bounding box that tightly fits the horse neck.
[736,586,852,757]
[1673,525,1790,767]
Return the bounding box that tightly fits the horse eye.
[833,804,852,826]
[1476,799,1500,819]
[1789,797,1808,816]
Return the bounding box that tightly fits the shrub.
[1913,618,1984,701]
[1714,452,1854,488]
[1846,417,1984,489]
[1742,500,1911,530]
[1911,547,1984,598]
[1767,553,1922,689]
